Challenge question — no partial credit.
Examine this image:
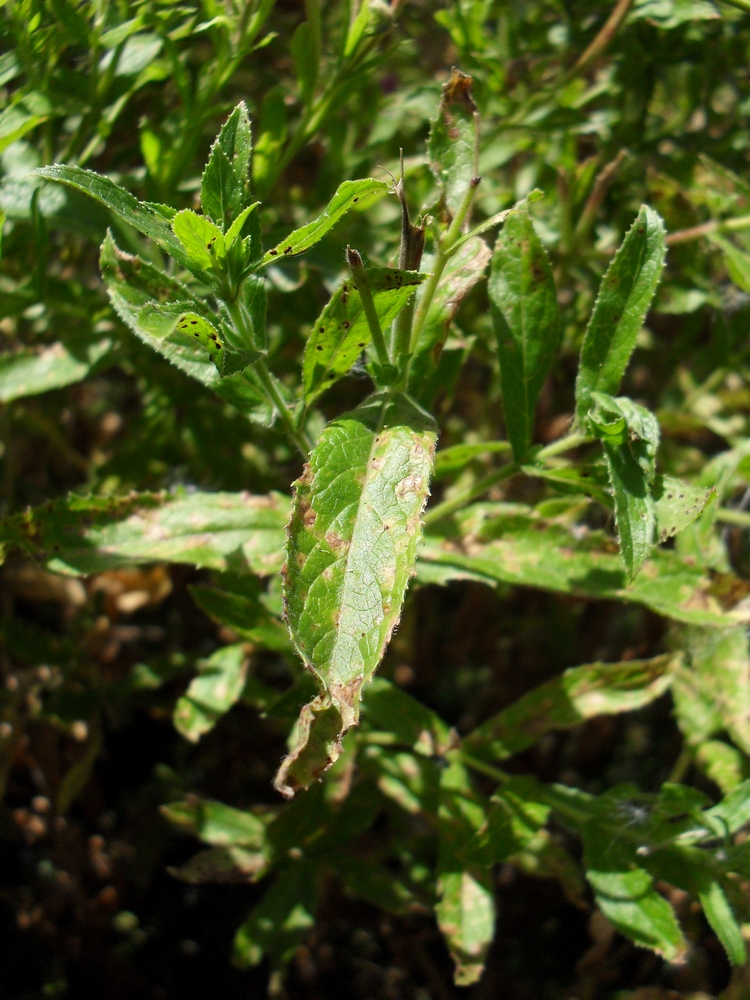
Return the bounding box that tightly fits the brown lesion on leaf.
[325,530,350,555]
[439,66,478,118]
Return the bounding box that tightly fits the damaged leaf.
[277,392,437,797]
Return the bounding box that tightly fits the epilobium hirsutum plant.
[8,68,749,983]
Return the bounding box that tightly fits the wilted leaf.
[428,68,479,217]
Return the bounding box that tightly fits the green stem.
[458,751,511,785]
[423,462,518,526]
[716,508,750,528]
[407,177,481,358]
[718,0,750,12]
[347,247,391,367]
[225,298,311,457]
[535,432,589,460]
[253,358,312,458]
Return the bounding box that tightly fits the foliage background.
[4,0,750,997]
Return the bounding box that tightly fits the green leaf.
[0,490,288,576]
[434,440,511,479]
[428,68,479,217]
[262,178,389,264]
[408,236,491,405]
[436,755,495,986]
[168,845,267,884]
[697,879,746,967]
[418,503,735,626]
[200,102,253,230]
[233,862,318,967]
[653,475,716,543]
[276,392,437,797]
[173,644,248,742]
[162,796,269,849]
[589,393,660,580]
[34,165,215,285]
[361,677,455,756]
[582,826,687,960]
[171,209,225,269]
[344,0,370,57]
[100,233,271,421]
[465,653,675,763]
[712,235,750,293]
[189,583,293,654]
[466,776,550,867]
[489,210,560,461]
[575,206,666,422]
[673,625,750,755]
[0,338,112,402]
[695,740,750,793]
[630,0,720,28]
[0,93,51,154]
[303,267,424,404]
[601,439,655,580]
[291,21,318,104]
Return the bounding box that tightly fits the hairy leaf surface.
[278,392,437,797]
[262,178,389,264]
[303,266,423,404]
[575,206,666,421]
[100,233,272,422]
[35,164,215,284]
[489,209,560,460]
[200,102,253,230]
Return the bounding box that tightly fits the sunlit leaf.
[428,68,479,216]
[261,178,389,264]
[303,266,423,404]
[575,206,666,421]
[465,653,676,763]
[0,490,288,576]
[489,209,560,460]
[277,392,436,797]
[173,644,248,742]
